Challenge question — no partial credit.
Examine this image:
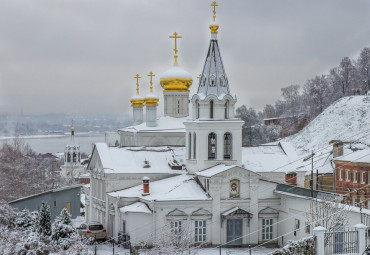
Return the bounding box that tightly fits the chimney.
[142,176,150,196]
[330,140,343,158]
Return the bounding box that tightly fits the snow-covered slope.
[283,96,370,154]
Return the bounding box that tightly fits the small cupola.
[142,176,150,196]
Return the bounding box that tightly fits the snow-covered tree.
[0,138,62,202]
[14,208,39,230]
[52,208,75,244]
[306,197,349,245]
[0,200,15,229]
[356,47,370,91]
[37,201,52,236]
[144,221,203,255]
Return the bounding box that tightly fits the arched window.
[73,152,77,163]
[188,133,192,159]
[177,100,180,114]
[195,100,199,119]
[193,133,196,159]
[224,100,229,119]
[224,133,232,159]
[67,153,71,163]
[208,133,217,159]
[210,100,214,119]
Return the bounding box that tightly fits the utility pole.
[304,151,315,235]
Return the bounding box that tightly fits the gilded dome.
[160,63,193,92]
[130,94,144,107]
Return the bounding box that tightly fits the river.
[0,133,119,154]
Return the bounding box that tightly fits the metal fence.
[325,230,358,254]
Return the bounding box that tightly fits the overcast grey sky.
[1,0,370,115]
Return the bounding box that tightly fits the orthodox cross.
[211,1,218,22]
[134,74,141,94]
[169,32,182,64]
[147,72,155,92]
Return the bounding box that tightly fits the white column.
[313,226,326,255]
[146,105,157,127]
[133,106,143,125]
[354,223,367,254]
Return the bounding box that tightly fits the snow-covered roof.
[241,142,301,173]
[196,164,236,177]
[131,94,144,100]
[93,143,186,174]
[298,144,370,175]
[283,96,370,155]
[120,202,152,214]
[109,174,210,202]
[119,116,186,133]
[335,147,370,164]
[144,92,158,99]
[160,63,192,79]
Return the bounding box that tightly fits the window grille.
[195,220,206,242]
[208,133,216,159]
[262,219,273,240]
[224,133,232,159]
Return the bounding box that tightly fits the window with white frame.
[295,219,300,230]
[195,220,206,243]
[305,221,310,234]
[361,171,366,184]
[262,219,273,240]
[205,178,210,193]
[339,169,343,181]
[346,170,350,182]
[171,220,182,235]
[354,171,358,183]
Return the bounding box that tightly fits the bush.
[269,236,315,255]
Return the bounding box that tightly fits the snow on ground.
[87,244,275,255]
[283,96,370,155]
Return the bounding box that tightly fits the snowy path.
[87,244,274,254]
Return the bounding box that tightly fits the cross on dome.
[211,1,218,22]
[134,74,141,94]
[147,72,155,93]
[169,32,182,64]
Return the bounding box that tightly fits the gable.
[191,208,212,216]
[196,165,259,179]
[259,207,279,217]
[167,208,188,217]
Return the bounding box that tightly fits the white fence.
[314,224,367,255]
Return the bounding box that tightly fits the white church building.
[84,3,366,248]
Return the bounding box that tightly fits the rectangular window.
[305,221,310,234]
[66,202,71,214]
[346,170,350,182]
[53,201,56,207]
[339,169,343,181]
[361,172,366,184]
[195,220,206,243]
[205,178,210,193]
[262,219,273,240]
[295,219,300,230]
[171,221,182,235]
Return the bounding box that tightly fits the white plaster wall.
[163,91,189,118]
[185,120,243,173]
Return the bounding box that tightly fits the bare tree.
[143,220,204,255]
[306,197,349,245]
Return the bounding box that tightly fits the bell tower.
[184,1,244,174]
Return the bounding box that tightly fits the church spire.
[197,1,232,99]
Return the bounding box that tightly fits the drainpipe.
[152,200,156,243]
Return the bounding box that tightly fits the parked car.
[77,222,107,241]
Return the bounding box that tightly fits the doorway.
[227,219,243,245]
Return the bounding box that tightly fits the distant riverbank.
[0,132,119,154]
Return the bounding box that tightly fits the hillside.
[283,96,370,155]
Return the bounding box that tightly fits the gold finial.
[211,1,218,22]
[134,74,141,94]
[169,32,182,64]
[147,72,155,93]
[71,120,75,135]
[197,74,201,80]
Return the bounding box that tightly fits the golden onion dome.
[144,92,159,106]
[160,63,193,92]
[130,94,144,107]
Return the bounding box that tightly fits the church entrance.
[226,219,243,245]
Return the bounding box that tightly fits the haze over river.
[0,133,119,154]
